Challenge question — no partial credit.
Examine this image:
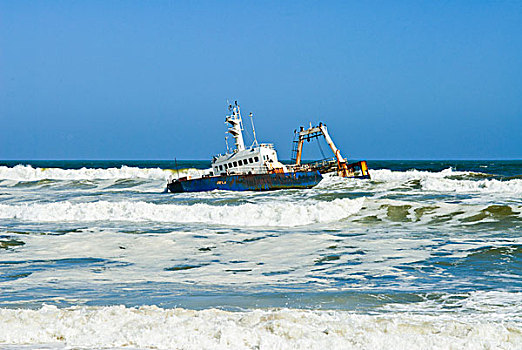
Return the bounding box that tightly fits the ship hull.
[167,171,322,193]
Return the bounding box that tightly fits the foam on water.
[369,167,468,182]
[366,168,522,195]
[383,291,522,321]
[1,197,519,227]
[0,198,364,226]
[0,165,205,182]
[421,177,522,194]
[0,305,519,350]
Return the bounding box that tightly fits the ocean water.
[0,160,520,349]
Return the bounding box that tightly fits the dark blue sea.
[0,160,520,349]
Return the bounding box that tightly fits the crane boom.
[293,122,370,179]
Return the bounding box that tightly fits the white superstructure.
[211,102,287,176]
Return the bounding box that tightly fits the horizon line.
[1,158,521,162]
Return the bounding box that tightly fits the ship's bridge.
[211,144,286,176]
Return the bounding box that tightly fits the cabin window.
[238,160,243,166]
[233,161,237,167]
[224,164,227,169]
[249,158,253,163]
[254,156,259,162]
[219,165,223,171]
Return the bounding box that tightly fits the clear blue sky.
[1,0,521,160]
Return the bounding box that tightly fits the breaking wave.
[369,167,469,182]
[0,165,205,182]
[369,168,522,194]
[0,198,364,227]
[1,197,519,227]
[421,177,522,194]
[0,305,519,350]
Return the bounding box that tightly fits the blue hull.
[167,171,322,192]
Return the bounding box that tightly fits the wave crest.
[367,168,522,194]
[421,177,522,193]
[0,198,364,227]
[0,305,519,349]
[0,165,205,181]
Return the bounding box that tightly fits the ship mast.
[249,112,259,147]
[225,101,245,151]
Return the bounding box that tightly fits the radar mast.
[225,101,245,151]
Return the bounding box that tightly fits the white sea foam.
[0,305,519,350]
[383,291,522,322]
[368,168,522,194]
[421,177,522,194]
[1,197,518,228]
[0,165,205,182]
[369,168,466,182]
[0,198,364,226]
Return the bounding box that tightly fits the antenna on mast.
[225,136,230,152]
[249,112,258,147]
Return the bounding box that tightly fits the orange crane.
[292,123,370,179]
